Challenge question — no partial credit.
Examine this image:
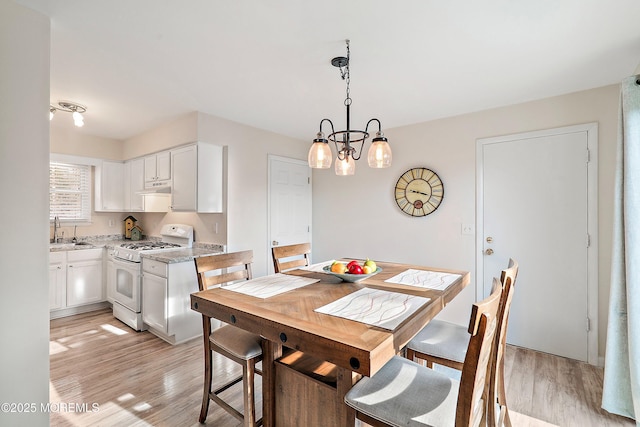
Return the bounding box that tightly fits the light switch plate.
[461,223,475,235]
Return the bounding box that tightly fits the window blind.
[50,162,91,222]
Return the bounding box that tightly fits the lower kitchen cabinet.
[67,248,104,306]
[49,248,106,318]
[106,249,115,304]
[142,258,201,344]
[141,264,167,332]
[49,252,66,311]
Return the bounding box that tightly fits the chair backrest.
[491,259,519,404]
[271,243,311,273]
[456,277,502,427]
[194,250,254,291]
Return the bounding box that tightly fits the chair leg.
[242,360,256,427]
[199,346,213,423]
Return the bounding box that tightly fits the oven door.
[111,256,141,312]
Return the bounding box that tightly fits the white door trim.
[267,155,312,274]
[475,122,598,365]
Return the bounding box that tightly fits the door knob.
[272,241,279,246]
[485,248,494,255]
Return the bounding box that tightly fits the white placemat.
[315,288,430,330]
[384,269,462,290]
[299,260,335,273]
[223,273,320,299]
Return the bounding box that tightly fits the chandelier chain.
[344,40,351,106]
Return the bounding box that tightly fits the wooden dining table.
[190,259,469,427]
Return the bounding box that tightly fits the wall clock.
[394,167,444,217]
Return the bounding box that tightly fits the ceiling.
[15,0,640,142]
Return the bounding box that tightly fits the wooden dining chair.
[345,279,503,427]
[194,250,263,426]
[405,259,519,427]
[271,242,311,273]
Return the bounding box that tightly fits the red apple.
[348,264,364,274]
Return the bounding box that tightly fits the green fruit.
[364,259,377,271]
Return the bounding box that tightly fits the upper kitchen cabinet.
[124,158,145,212]
[144,150,171,189]
[95,160,125,212]
[171,143,223,213]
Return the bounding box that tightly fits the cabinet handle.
[57,266,62,270]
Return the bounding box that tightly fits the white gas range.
[109,224,193,331]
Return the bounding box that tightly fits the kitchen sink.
[50,242,76,249]
[49,242,94,249]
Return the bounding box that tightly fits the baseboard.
[50,301,110,320]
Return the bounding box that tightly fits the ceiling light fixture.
[50,100,86,127]
[308,39,392,176]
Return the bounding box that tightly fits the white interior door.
[476,123,598,364]
[268,155,312,274]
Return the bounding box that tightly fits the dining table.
[190,258,469,427]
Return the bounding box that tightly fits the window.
[50,162,91,223]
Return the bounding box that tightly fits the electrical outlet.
[108,219,115,227]
[461,223,475,235]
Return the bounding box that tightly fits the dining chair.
[194,250,263,426]
[345,278,504,427]
[271,242,311,273]
[405,259,519,427]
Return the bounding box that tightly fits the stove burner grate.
[120,242,183,251]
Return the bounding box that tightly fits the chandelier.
[307,39,392,176]
[49,100,86,127]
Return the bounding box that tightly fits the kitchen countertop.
[141,246,224,264]
[50,237,225,263]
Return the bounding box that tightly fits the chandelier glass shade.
[307,40,392,176]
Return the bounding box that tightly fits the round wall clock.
[394,167,444,217]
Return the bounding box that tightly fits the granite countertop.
[50,235,225,262]
[49,238,129,252]
[141,246,224,264]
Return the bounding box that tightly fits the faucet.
[53,216,61,243]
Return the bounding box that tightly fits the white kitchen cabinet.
[141,264,167,332]
[95,160,125,212]
[144,151,171,186]
[124,158,145,212]
[66,248,104,307]
[171,143,223,213]
[106,249,115,304]
[142,258,201,344]
[50,248,106,318]
[49,252,66,311]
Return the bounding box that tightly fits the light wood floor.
[50,309,634,427]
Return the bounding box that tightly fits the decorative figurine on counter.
[130,225,143,241]
[124,215,137,239]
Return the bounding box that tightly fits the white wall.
[50,123,124,160]
[0,2,50,425]
[311,84,619,359]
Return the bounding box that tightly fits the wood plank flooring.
[50,309,634,427]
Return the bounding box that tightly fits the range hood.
[137,182,171,194]
[136,187,171,194]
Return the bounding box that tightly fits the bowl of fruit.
[323,259,381,283]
